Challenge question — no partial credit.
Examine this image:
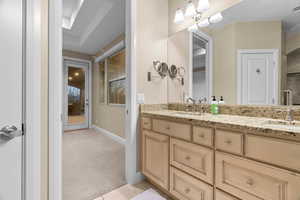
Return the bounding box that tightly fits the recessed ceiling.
[211,0,300,35]
[63,0,125,55]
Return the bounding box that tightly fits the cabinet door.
[170,167,213,200]
[142,130,169,190]
[216,152,300,200]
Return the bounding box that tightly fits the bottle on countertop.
[219,96,225,104]
[210,96,219,115]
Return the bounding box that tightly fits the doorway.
[237,49,279,105]
[63,59,91,130]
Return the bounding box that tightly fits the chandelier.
[174,0,223,31]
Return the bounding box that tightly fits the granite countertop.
[141,110,300,142]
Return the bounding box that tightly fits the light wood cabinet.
[142,130,169,190]
[216,152,300,200]
[215,190,239,200]
[141,117,151,130]
[193,126,214,147]
[170,167,213,200]
[152,119,192,141]
[170,138,214,184]
[141,115,300,200]
[216,129,243,155]
[245,135,300,172]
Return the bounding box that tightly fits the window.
[98,61,105,103]
[107,50,126,105]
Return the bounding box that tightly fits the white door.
[0,0,24,199]
[64,60,90,130]
[240,52,277,105]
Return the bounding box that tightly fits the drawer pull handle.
[143,122,149,125]
[246,179,254,186]
[199,134,205,138]
[185,188,191,193]
[225,139,232,145]
[185,156,191,161]
[165,126,170,130]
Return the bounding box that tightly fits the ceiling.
[63,0,125,55]
[211,0,300,35]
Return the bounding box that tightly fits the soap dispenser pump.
[211,96,219,114]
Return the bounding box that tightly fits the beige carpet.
[63,129,126,200]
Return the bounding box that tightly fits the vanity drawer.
[215,190,239,200]
[141,117,151,130]
[216,130,243,155]
[170,138,213,184]
[215,152,300,200]
[245,135,300,172]
[193,126,213,147]
[170,167,213,200]
[152,119,192,141]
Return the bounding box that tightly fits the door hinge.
[21,123,25,136]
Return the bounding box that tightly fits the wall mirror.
[167,0,300,105]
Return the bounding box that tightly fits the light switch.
[137,93,145,104]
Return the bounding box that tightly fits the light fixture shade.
[209,12,223,23]
[197,0,210,12]
[197,19,210,27]
[174,8,185,23]
[188,24,198,32]
[185,1,197,17]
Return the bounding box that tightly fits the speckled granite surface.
[141,109,300,142]
[168,103,300,121]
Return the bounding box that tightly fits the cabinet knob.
[165,126,170,130]
[246,178,254,186]
[185,188,191,193]
[225,139,232,145]
[199,133,205,138]
[185,156,191,161]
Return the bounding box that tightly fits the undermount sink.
[172,111,203,116]
[263,120,300,127]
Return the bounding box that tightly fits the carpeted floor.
[63,129,126,200]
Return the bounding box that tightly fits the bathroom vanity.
[140,106,300,200]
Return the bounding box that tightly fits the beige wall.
[167,30,190,102]
[212,23,237,104]
[136,0,169,104]
[63,49,93,60]
[168,0,242,35]
[287,50,300,73]
[286,32,300,54]
[41,0,48,199]
[91,35,126,138]
[92,62,125,138]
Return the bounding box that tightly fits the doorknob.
[0,125,22,140]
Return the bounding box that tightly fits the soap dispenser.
[219,96,225,104]
[211,96,219,114]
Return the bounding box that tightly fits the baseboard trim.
[92,125,126,145]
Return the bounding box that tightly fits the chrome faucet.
[186,97,196,112]
[186,97,196,104]
[283,90,294,123]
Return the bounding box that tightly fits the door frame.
[25,0,46,199]
[63,57,92,131]
[48,0,142,200]
[189,30,213,102]
[237,49,279,105]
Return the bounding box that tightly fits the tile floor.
[94,181,173,200]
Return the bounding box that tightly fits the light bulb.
[197,19,210,27]
[197,0,210,12]
[209,12,223,24]
[185,1,197,17]
[174,8,184,23]
[188,24,198,32]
